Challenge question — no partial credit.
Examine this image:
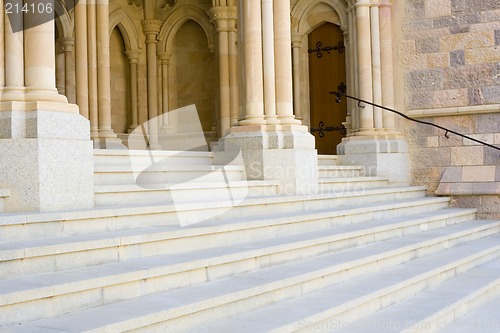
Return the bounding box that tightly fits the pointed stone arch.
[157,4,215,53]
[292,0,349,35]
[109,8,140,52]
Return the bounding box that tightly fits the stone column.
[261,0,278,124]
[209,5,232,135]
[0,0,94,212]
[273,0,300,125]
[4,6,23,96]
[354,0,375,135]
[60,37,76,104]
[75,0,89,119]
[126,50,140,131]
[379,0,396,131]
[370,2,383,130]
[238,0,265,125]
[94,0,123,148]
[228,11,240,127]
[157,52,170,129]
[87,3,99,138]
[142,20,162,149]
[291,33,302,121]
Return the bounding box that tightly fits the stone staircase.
[0,151,498,332]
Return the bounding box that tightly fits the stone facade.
[400,0,500,218]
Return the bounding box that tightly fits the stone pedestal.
[0,102,94,212]
[216,125,318,195]
[337,136,410,185]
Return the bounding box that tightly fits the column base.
[0,102,94,212]
[215,125,318,195]
[337,135,410,185]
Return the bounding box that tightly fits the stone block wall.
[400,0,500,218]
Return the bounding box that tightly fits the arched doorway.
[308,22,347,155]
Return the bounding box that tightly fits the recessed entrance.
[308,22,347,155]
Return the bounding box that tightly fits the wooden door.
[308,23,347,155]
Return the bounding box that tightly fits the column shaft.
[228,29,239,126]
[370,4,383,130]
[291,34,302,120]
[239,0,265,125]
[218,29,231,134]
[380,0,396,130]
[273,0,299,124]
[96,2,113,136]
[75,1,89,119]
[62,38,76,104]
[261,0,278,124]
[5,11,23,88]
[161,58,169,128]
[87,3,99,136]
[355,0,375,134]
[24,18,55,89]
[142,20,162,149]
[126,51,140,131]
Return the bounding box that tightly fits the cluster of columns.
[74,0,123,148]
[351,0,396,136]
[238,0,301,127]
[0,0,66,104]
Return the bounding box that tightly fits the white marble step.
[93,149,213,166]
[94,164,246,185]
[7,227,500,332]
[94,180,280,207]
[318,177,390,192]
[437,292,500,333]
[0,186,433,242]
[318,165,364,178]
[318,155,338,166]
[0,200,468,279]
[186,234,500,333]
[328,259,500,333]
[0,189,9,213]
[0,209,477,325]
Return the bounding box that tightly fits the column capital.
[291,33,303,47]
[157,51,172,63]
[208,6,237,32]
[125,50,141,63]
[141,19,162,36]
[354,0,373,8]
[59,37,75,53]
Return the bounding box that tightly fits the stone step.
[94,180,280,207]
[318,155,338,166]
[0,186,433,243]
[93,149,214,167]
[437,291,500,333]
[185,234,500,333]
[328,259,500,333]
[0,197,460,279]
[7,226,500,332]
[318,177,390,193]
[318,165,364,178]
[93,164,246,185]
[0,189,9,213]
[0,209,477,326]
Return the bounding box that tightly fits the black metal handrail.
[330,91,500,153]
